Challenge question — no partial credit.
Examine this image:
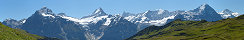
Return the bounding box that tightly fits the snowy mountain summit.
[93,8,107,16]
[176,4,223,21]
[39,7,53,14]
[218,9,240,18]
[83,8,108,18]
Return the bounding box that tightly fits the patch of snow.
[232,12,240,17]
[223,14,231,18]
[145,11,149,13]
[133,15,176,26]
[149,15,176,26]
[135,16,147,23]
[140,16,147,22]
[41,13,55,18]
[82,25,89,28]
[60,15,109,25]
[22,20,26,23]
[103,18,111,26]
[95,9,101,14]
[81,15,108,24]
[59,16,87,24]
[218,13,224,14]
[124,16,135,21]
[200,4,207,10]
[142,11,149,15]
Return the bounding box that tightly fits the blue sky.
[0,0,244,21]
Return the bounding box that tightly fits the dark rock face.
[3,7,138,40]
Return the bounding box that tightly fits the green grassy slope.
[127,15,244,40]
[0,22,44,40]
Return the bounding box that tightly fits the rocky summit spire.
[92,8,107,16]
[38,6,53,14]
[31,7,55,18]
[199,3,211,10]
[192,4,214,12]
[82,8,108,18]
[190,4,216,13]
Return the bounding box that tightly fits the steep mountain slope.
[21,7,87,40]
[3,7,137,40]
[0,22,43,40]
[175,4,223,21]
[127,15,244,40]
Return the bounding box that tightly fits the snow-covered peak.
[188,4,217,15]
[38,7,53,14]
[82,8,108,18]
[190,4,215,13]
[94,8,103,13]
[92,8,107,16]
[218,9,240,18]
[219,9,239,15]
[221,9,234,14]
[232,12,240,17]
[199,4,210,10]
[33,7,56,18]
[157,9,169,14]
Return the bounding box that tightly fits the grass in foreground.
[0,22,44,40]
[127,15,244,40]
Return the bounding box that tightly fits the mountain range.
[2,4,241,40]
[122,4,240,31]
[127,14,244,40]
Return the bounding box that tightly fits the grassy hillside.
[0,22,44,40]
[127,15,244,40]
